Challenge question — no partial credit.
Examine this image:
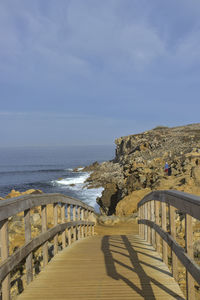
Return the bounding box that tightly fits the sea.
[0,145,115,212]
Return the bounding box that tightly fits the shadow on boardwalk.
[101,235,184,300]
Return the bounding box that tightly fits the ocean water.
[0,145,115,212]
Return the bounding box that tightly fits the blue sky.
[1,0,200,146]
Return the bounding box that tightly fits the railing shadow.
[101,235,185,300]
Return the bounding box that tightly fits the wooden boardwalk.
[17,221,184,300]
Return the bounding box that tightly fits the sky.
[0,0,200,147]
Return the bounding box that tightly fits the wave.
[52,172,103,212]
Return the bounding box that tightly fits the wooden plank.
[0,221,94,282]
[53,203,58,255]
[161,201,168,266]
[155,201,161,254]
[169,205,178,282]
[17,232,184,300]
[0,219,10,300]
[139,219,200,285]
[41,205,48,267]
[0,193,95,223]
[24,209,33,284]
[185,214,195,300]
[61,203,66,249]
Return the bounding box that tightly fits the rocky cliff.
[85,123,200,215]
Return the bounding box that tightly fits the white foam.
[52,172,103,212]
[54,172,90,186]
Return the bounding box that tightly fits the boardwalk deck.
[17,222,184,300]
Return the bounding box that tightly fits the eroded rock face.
[86,123,200,216]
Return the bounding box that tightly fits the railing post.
[142,205,145,239]
[144,203,148,241]
[81,208,84,238]
[0,219,10,300]
[53,203,58,255]
[85,210,88,237]
[77,206,81,240]
[185,214,195,300]
[41,205,48,267]
[73,205,77,242]
[61,203,66,249]
[147,202,151,243]
[161,201,168,266]
[169,205,178,282]
[24,209,33,284]
[151,201,156,248]
[92,212,95,236]
[155,201,161,254]
[67,204,71,245]
[138,207,141,237]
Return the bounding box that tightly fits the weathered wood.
[151,201,155,248]
[155,201,161,254]
[169,205,178,282]
[0,221,94,283]
[0,193,95,223]
[144,203,148,241]
[67,204,71,246]
[161,201,168,266]
[61,203,66,249]
[139,219,200,285]
[17,232,184,300]
[73,206,77,241]
[81,209,84,238]
[147,202,151,243]
[0,219,10,300]
[142,204,145,239]
[138,190,200,221]
[77,207,81,240]
[53,203,58,255]
[24,209,33,284]
[41,205,48,267]
[185,213,195,300]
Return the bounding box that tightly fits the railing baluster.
[0,219,10,300]
[67,204,71,245]
[151,201,156,248]
[185,213,195,300]
[24,209,33,284]
[155,201,161,254]
[144,203,148,241]
[41,205,48,267]
[169,205,178,281]
[61,203,66,249]
[81,208,84,238]
[73,205,76,242]
[161,201,168,265]
[53,203,58,255]
[77,206,81,240]
[147,201,151,243]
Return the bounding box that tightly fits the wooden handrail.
[0,193,95,300]
[138,190,200,300]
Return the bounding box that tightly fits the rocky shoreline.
[83,123,200,217]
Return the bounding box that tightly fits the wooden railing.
[0,193,95,300]
[138,190,200,300]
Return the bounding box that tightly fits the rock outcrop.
[86,123,200,215]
